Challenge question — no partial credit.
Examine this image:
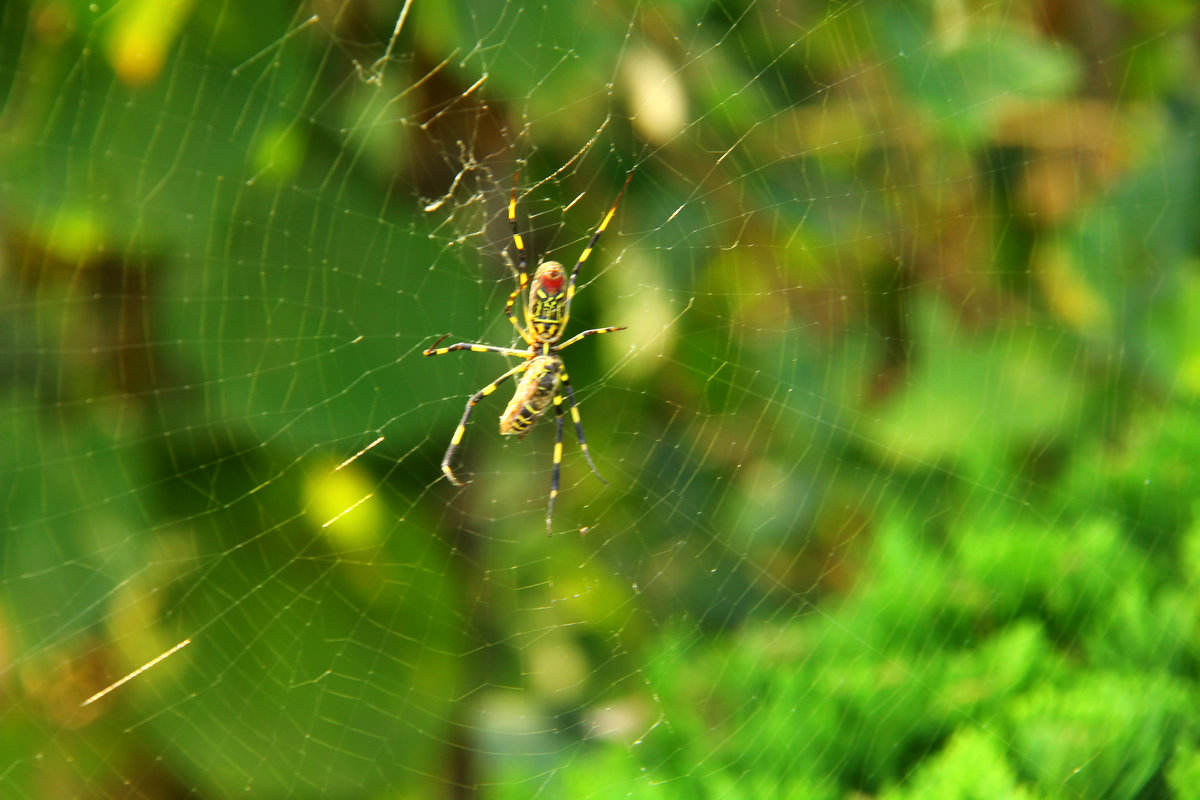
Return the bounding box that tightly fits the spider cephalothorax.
[527,262,568,343]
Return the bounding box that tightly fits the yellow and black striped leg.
[424,335,528,359]
[546,394,566,535]
[503,286,532,344]
[555,326,626,352]
[441,361,530,486]
[508,172,530,287]
[564,170,634,310]
[560,370,607,486]
[505,173,532,342]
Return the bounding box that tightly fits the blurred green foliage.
[3,0,1200,798]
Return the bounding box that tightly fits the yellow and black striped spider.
[424,172,632,534]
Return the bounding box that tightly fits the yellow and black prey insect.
[424,172,632,533]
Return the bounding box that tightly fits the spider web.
[3,0,1200,797]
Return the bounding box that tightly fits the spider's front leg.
[505,175,535,345]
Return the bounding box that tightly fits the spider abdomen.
[500,355,562,438]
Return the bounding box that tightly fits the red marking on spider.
[538,270,564,294]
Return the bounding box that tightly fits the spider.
[423,171,633,534]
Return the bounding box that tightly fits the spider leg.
[503,287,533,345]
[560,369,607,486]
[440,360,531,486]
[546,392,565,535]
[555,326,626,351]
[505,172,534,344]
[565,170,634,311]
[424,336,529,358]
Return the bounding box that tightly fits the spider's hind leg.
[546,394,566,535]
[440,360,530,485]
[560,370,607,486]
